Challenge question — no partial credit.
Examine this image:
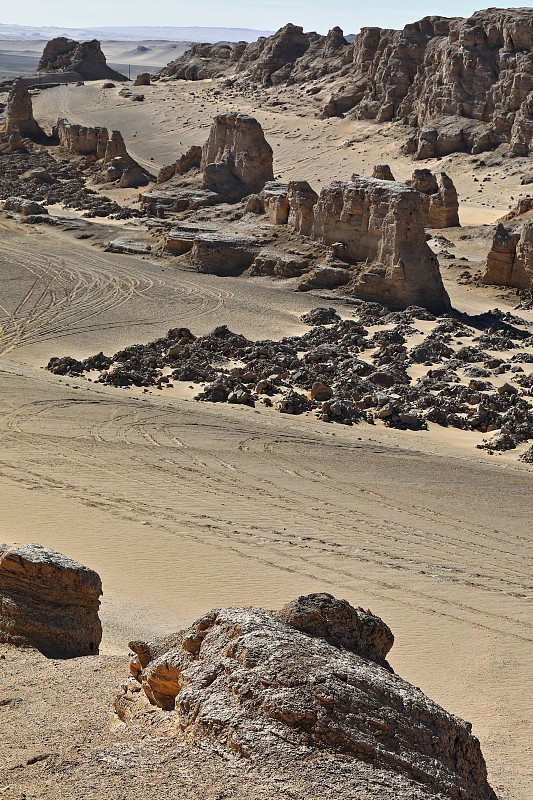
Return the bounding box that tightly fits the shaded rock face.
[312,178,451,312]
[37,37,126,81]
[407,169,459,228]
[157,145,202,184]
[133,72,151,86]
[201,113,274,199]
[287,180,318,235]
[0,543,102,658]
[279,593,393,668]
[56,120,149,187]
[483,221,533,291]
[4,79,46,141]
[238,23,311,86]
[117,594,496,800]
[372,163,396,181]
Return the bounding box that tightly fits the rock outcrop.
[55,119,149,186]
[116,593,496,800]
[407,169,460,228]
[157,9,533,157]
[157,145,202,184]
[0,543,102,658]
[372,164,396,181]
[287,180,318,235]
[482,221,533,291]
[201,112,274,199]
[311,178,451,311]
[133,72,151,86]
[56,118,109,159]
[37,37,126,81]
[4,79,46,141]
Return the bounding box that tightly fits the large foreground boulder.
[38,37,126,81]
[312,178,451,312]
[0,543,102,658]
[201,112,274,199]
[116,593,496,800]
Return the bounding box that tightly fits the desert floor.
[0,78,532,800]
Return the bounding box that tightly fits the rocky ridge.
[116,592,496,800]
[0,543,102,658]
[155,9,533,158]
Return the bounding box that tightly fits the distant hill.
[0,24,273,42]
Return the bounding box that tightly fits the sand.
[0,77,532,800]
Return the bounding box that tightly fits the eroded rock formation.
[311,178,451,311]
[0,543,102,658]
[38,37,126,81]
[116,593,496,800]
[157,146,202,184]
[372,164,396,181]
[55,119,149,186]
[56,118,109,159]
[407,169,459,228]
[201,112,274,199]
[483,221,533,291]
[4,79,46,141]
[157,9,533,157]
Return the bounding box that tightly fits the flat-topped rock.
[0,543,102,658]
[38,37,126,81]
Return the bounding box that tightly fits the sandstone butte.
[116,592,497,800]
[155,9,533,157]
[0,542,102,658]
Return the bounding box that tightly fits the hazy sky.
[4,1,532,33]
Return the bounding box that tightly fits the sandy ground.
[0,78,532,800]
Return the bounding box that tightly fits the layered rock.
[116,593,496,800]
[4,79,46,141]
[133,72,151,86]
[201,113,274,199]
[482,221,533,291]
[56,119,149,186]
[0,543,102,658]
[157,9,533,156]
[311,178,451,311]
[37,37,126,81]
[407,169,459,228]
[287,180,318,235]
[56,118,109,159]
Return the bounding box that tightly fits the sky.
[3,0,533,33]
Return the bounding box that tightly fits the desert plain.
[0,23,532,800]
